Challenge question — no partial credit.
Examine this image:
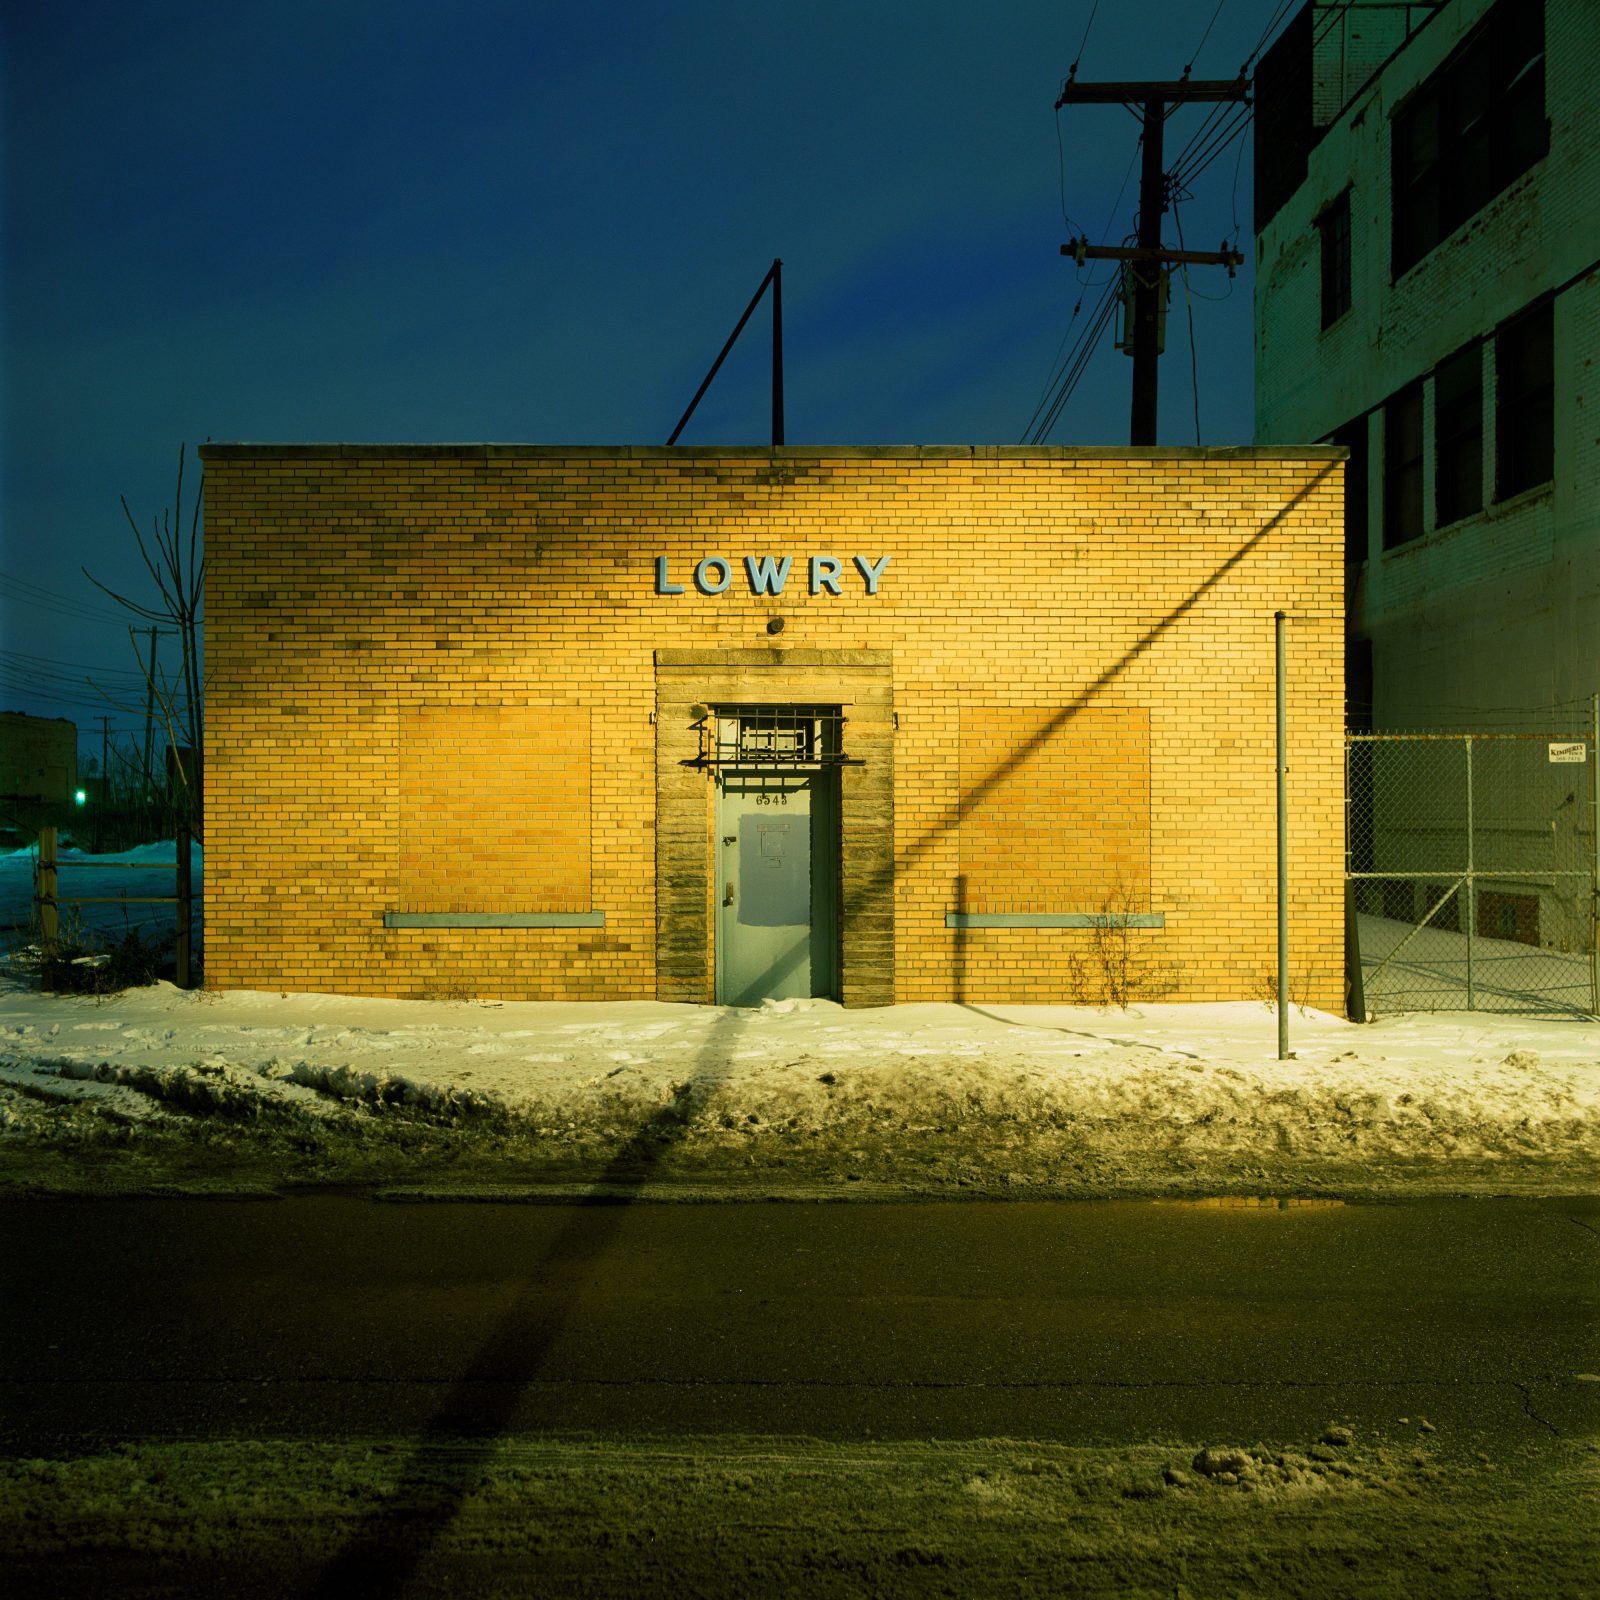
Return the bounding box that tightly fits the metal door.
[715,766,837,1006]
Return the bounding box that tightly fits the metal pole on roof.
[1276,610,1289,1061]
[771,258,784,446]
[667,258,785,447]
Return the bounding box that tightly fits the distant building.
[1253,0,1599,731]
[0,711,77,804]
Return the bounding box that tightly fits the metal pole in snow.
[1276,611,1288,1061]
[1591,693,1599,1017]
[175,818,191,990]
[1465,737,1475,1011]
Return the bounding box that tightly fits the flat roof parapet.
[197,443,1347,462]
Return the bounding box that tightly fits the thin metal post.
[1591,693,1599,1016]
[1464,736,1475,1010]
[1276,611,1288,1060]
[1345,880,1367,1021]
[37,826,58,949]
[667,259,781,447]
[175,819,191,989]
[771,258,784,446]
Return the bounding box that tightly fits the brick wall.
[397,704,591,914]
[957,704,1150,913]
[201,446,1345,1008]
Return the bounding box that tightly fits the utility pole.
[1056,76,1250,444]
[98,715,109,852]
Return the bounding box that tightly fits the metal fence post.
[1464,735,1475,1011]
[1592,693,1599,1017]
[175,819,192,990]
[37,826,58,948]
[1276,611,1288,1060]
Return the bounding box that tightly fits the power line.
[1024,265,1122,439]
[1184,0,1230,77]
[1159,0,1302,192]
[1174,200,1203,445]
[0,685,145,721]
[1054,111,1091,238]
[1245,0,1304,70]
[0,649,152,683]
[1067,0,1101,80]
[0,571,131,627]
[1172,0,1340,188]
[1024,270,1122,444]
[1170,99,1253,191]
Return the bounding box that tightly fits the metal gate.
[1346,722,1599,1016]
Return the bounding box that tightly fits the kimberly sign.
[656,554,891,596]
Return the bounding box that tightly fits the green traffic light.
[74,788,87,805]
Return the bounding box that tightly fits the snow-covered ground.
[1,974,1595,1197]
[2,838,1596,1196]
[1358,913,1596,1015]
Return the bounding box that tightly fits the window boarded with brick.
[398,705,591,913]
[957,705,1150,913]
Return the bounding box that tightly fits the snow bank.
[1,977,1595,1196]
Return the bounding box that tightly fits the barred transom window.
[692,705,852,767]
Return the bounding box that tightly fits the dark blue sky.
[1,0,1293,742]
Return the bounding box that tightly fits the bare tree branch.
[83,444,205,839]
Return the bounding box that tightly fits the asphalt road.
[2,1194,1597,1452]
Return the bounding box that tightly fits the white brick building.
[1253,0,1599,733]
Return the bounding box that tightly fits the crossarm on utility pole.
[1063,242,1244,270]
[1055,76,1249,108]
[1053,73,1250,445]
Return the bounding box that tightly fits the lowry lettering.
[745,555,792,594]
[654,554,891,597]
[809,555,841,595]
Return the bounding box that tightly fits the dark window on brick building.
[1384,382,1425,548]
[1392,0,1546,276]
[1434,343,1483,526]
[1496,299,1553,499]
[1318,191,1352,328]
[1330,418,1368,563]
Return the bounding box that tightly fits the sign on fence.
[1346,724,1599,1017]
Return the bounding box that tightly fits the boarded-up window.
[398,704,590,912]
[958,705,1151,912]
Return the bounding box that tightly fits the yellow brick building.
[200,445,1345,1009]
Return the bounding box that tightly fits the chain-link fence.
[1347,721,1599,1016]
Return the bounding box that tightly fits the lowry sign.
[656,554,891,596]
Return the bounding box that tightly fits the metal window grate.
[691,705,854,768]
